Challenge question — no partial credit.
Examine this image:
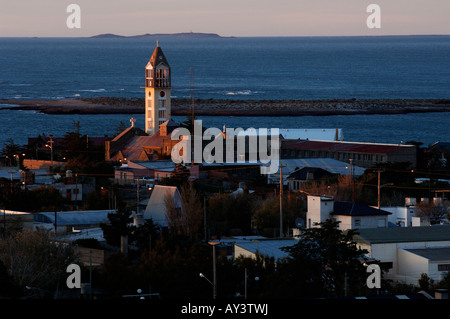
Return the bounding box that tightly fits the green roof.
[354,225,450,245]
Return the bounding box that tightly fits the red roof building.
[281,139,417,168]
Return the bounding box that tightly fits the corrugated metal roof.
[35,210,114,226]
[354,225,450,245]
[235,239,298,260]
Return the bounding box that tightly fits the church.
[105,43,181,163]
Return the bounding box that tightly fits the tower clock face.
[160,91,165,97]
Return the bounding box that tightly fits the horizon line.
[1,33,450,39]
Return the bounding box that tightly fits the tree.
[281,219,369,297]
[160,164,190,187]
[207,191,255,237]
[252,193,304,237]
[2,186,66,213]
[416,201,449,224]
[0,258,22,298]
[1,139,25,167]
[0,229,77,298]
[418,273,435,292]
[100,207,135,247]
[132,219,161,252]
[301,174,365,202]
[165,181,203,239]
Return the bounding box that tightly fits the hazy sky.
[1,0,449,37]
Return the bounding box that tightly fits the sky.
[0,0,449,37]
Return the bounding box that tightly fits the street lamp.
[208,240,220,299]
[199,272,215,298]
[244,268,259,299]
[45,134,54,171]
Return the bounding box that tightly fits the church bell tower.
[145,43,171,135]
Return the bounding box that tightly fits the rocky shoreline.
[1,97,450,116]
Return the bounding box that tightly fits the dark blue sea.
[0,36,449,147]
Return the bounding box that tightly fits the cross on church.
[130,117,136,127]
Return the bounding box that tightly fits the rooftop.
[354,225,450,245]
[235,239,299,260]
[277,158,366,176]
[282,139,414,154]
[34,210,114,226]
[332,201,391,216]
[402,246,450,261]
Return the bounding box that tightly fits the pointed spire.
[149,44,169,68]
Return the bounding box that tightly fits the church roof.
[149,45,170,68]
[111,129,175,162]
[111,126,146,142]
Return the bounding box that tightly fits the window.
[438,264,450,271]
[354,219,361,227]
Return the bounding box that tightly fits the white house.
[354,225,450,285]
[142,185,182,227]
[306,195,391,230]
[382,206,417,227]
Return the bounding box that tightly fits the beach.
[1,97,449,116]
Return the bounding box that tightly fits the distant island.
[90,32,228,39]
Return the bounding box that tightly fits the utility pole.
[349,159,355,202]
[190,67,195,165]
[47,134,54,172]
[376,169,385,209]
[204,196,207,242]
[208,241,219,299]
[136,178,140,218]
[279,164,283,238]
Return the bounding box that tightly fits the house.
[213,236,298,262]
[265,158,365,185]
[34,209,114,233]
[306,195,391,230]
[287,167,334,191]
[114,160,175,184]
[142,185,182,227]
[353,225,450,285]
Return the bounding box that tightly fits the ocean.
[0,36,449,147]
